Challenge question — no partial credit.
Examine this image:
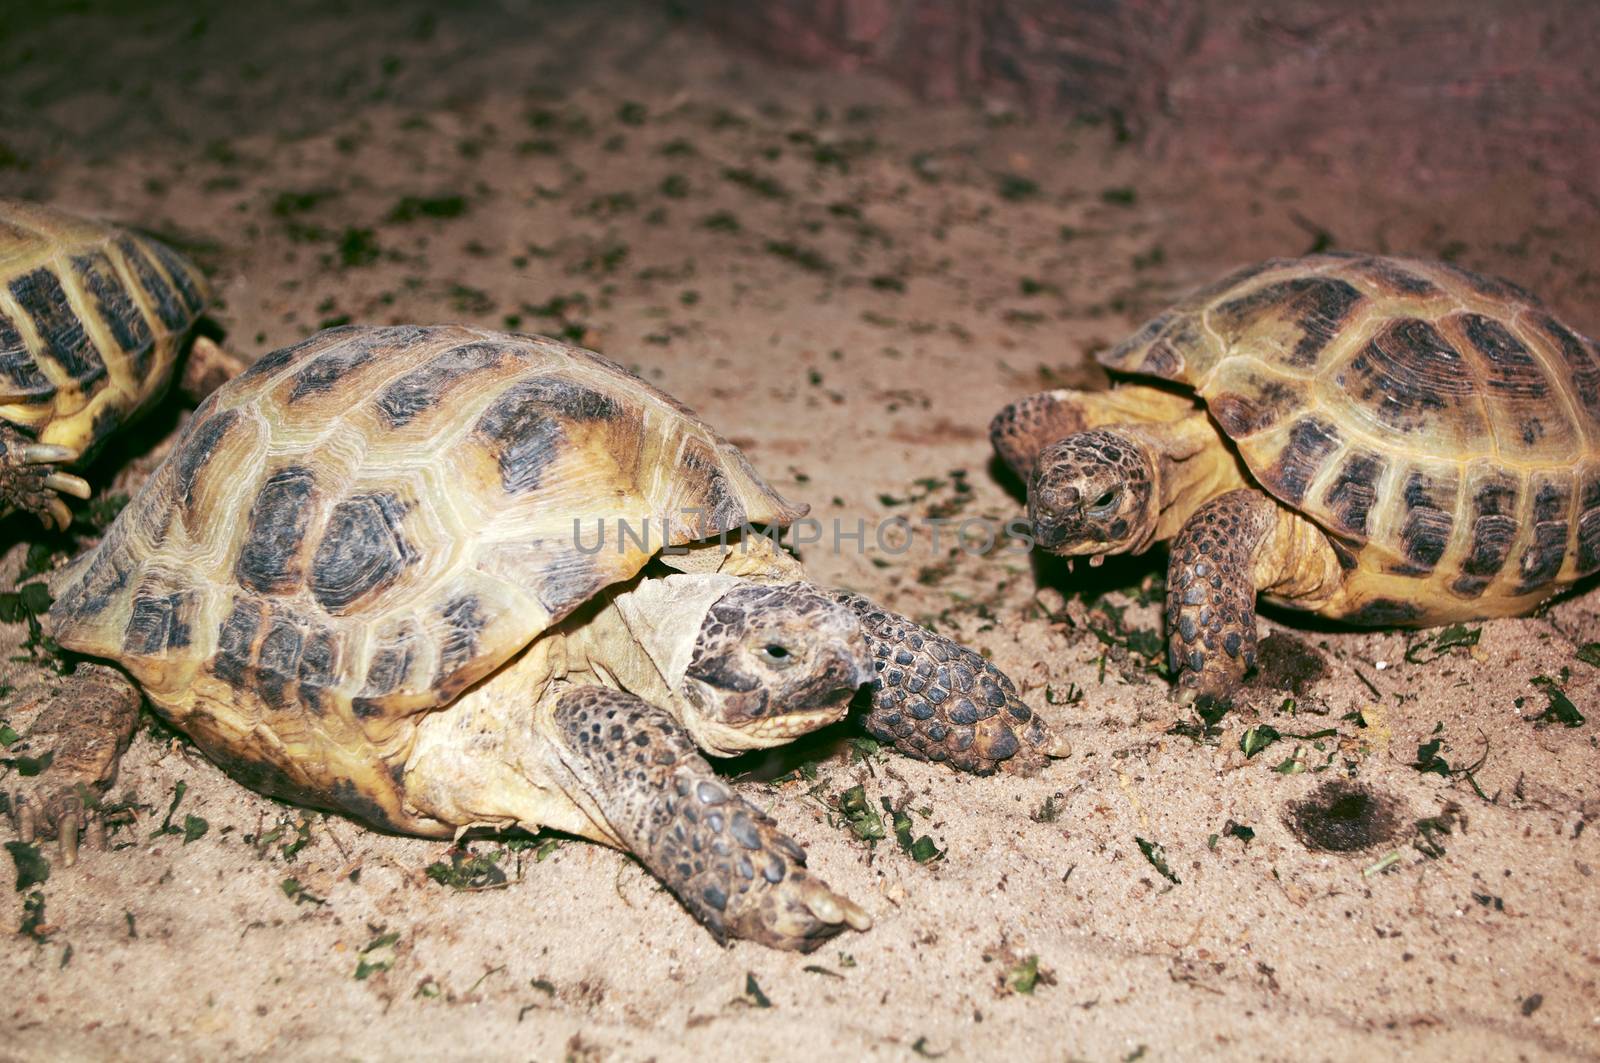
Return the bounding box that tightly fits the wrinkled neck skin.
[562,572,804,757]
[1130,412,1251,549]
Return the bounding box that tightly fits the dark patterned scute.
[0,308,53,402]
[235,466,317,593]
[353,638,416,718]
[1343,318,1475,434]
[473,381,570,494]
[116,236,189,331]
[310,493,416,612]
[1264,417,1340,505]
[213,597,264,685]
[1321,451,1385,538]
[1348,599,1423,626]
[9,266,106,388]
[1212,277,1364,368]
[1577,472,1600,576]
[256,614,305,710]
[288,341,377,402]
[122,588,192,654]
[374,341,503,426]
[71,251,152,370]
[1515,480,1570,592]
[1459,313,1548,400]
[678,436,747,534]
[1395,470,1456,575]
[1452,475,1519,597]
[173,408,241,510]
[437,595,488,681]
[1533,312,1600,422]
[143,238,206,315]
[237,329,354,384]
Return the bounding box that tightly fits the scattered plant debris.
[19,890,49,942]
[6,841,49,890]
[355,930,400,980]
[1005,953,1052,994]
[426,846,511,890]
[1528,675,1584,727]
[743,972,772,1008]
[1135,836,1180,884]
[1404,623,1480,664]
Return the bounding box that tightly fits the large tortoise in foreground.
[12,324,1062,950]
[0,198,241,530]
[992,253,1600,703]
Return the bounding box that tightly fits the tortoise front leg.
[828,591,1066,775]
[1166,488,1341,705]
[0,423,90,531]
[6,664,141,866]
[546,685,871,952]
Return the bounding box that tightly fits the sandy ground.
[1,2,1598,1060]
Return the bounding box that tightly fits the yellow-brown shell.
[48,324,806,829]
[1101,253,1600,621]
[0,199,209,458]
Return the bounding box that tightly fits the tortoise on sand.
[991,253,1600,704]
[0,198,244,530]
[11,324,1062,951]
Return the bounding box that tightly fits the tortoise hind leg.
[1167,488,1342,706]
[546,685,871,951]
[6,664,140,866]
[178,335,251,402]
[0,424,90,531]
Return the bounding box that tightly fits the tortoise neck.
[1140,413,1253,544]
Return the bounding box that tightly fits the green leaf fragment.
[20,890,48,942]
[355,930,400,980]
[1531,676,1585,727]
[6,841,50,890]
[0,723,19,748]
[1006,954,1042,994]
[1576,643,1600,668]
[4,750,53,776]
[744,972,772,1008]
[1240,724,1281,758]
[182,814,208,844]
[1135,836,1180,884]
[836,785,885,844]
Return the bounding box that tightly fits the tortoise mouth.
[739,705,850,740]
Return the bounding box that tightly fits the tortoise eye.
[1092,489,1119,509]
[761,644,792,662]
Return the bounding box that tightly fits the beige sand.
[1,3,1597,1060]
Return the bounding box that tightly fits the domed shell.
[1101,253,1600,604]
[49,325,805,827]
[0,198,210,457]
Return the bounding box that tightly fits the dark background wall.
[683,0,1600,189]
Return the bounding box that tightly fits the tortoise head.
[1028,428,1158,559]
[679,582,871,752]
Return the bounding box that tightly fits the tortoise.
[8,324,1063,951]
[0,198,243,530]
[991,252,1600,704]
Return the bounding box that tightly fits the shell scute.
[1098,253,1600,611]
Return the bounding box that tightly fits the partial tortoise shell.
[49,325,805,826]
[1101,253,1600,599]
[0,198,209,458]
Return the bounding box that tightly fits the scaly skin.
[829,590,1065,773]
[1166,488,1278,705]
[547,685,870,951]
[6,664,140,865]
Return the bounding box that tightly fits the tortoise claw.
[57,813,80,867]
